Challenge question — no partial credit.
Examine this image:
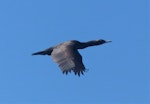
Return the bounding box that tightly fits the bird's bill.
[105,40,112,43]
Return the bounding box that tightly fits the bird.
[32,39,111,76]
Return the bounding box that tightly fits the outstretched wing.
[51,45,86,76]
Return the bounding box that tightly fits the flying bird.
[32,39,111,76]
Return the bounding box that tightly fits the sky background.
[0,0,149,104]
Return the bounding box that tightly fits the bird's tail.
[32,47,53,56]
[32,51,47,55]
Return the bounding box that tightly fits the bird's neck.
[77,41,103,49]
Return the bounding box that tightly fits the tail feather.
[32,47,53,56]
[32,51,47,55]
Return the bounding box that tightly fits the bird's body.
[32,39,111,76]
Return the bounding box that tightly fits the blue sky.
[0,0,149,104]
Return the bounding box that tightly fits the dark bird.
[32,39,111,76]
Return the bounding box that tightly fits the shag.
[32,39,111,76]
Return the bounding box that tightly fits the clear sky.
[0,0,149,104]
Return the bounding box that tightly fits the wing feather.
[51,45,85,76]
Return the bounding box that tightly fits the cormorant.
[32,39,111,76]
